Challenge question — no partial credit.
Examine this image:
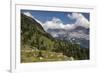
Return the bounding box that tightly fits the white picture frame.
[11,1,96,73]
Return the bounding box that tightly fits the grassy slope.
[21,48,73,63]
[21,13,89,63]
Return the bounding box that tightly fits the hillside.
[21,13,89,63]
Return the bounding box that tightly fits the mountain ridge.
[21,13,90,62]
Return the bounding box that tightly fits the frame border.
[11,3,96,73]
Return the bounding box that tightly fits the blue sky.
[21,10,90,24]
[21,9,90,40]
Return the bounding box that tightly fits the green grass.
[21,48,74,63]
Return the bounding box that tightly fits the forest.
[21,13,89,63]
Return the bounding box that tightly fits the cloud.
[42,17,64,31]
[64,24,76,30]
[42,13,89,32]
[68,13,89,28]
[42,17,76,31]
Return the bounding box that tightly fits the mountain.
[21,13,89,62]
[21,13,55,49]
[47,26,89,48]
